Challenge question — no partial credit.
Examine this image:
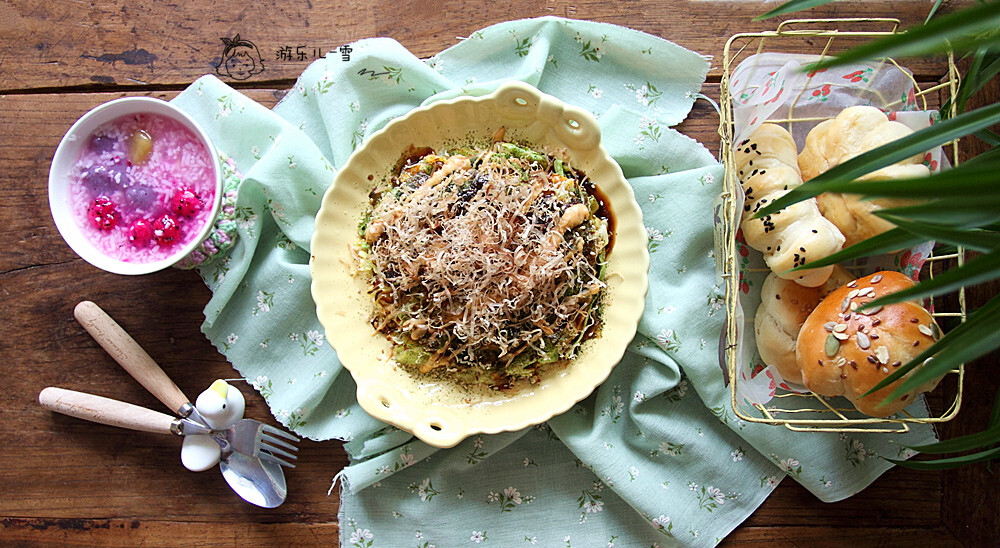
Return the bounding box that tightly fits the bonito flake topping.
[355,139,611,388]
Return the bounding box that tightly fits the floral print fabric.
[170,17,937,547]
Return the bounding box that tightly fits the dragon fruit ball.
[127,218,154,247]
[88,196,120,231]
[170,188,204,218]
[152,214,181,246]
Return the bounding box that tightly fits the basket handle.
[776,18,901,35]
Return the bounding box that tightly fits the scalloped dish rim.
[310,81,649,448]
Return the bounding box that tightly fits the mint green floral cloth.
[170,17,936,547]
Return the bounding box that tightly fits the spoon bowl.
[220,451,288,508]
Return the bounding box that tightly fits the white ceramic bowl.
[310,81,649,448]
[49,97,223,275]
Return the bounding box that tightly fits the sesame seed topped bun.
[795,271,944,417]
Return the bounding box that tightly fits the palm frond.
[861,293,1000,401]
[804,2,1000,71]
[787,228,927,272]
[753,0,836,21]
[754,102,1000,218]
[887,446,1000,470]
[904,424,1000,454]
[857,251,1000,310]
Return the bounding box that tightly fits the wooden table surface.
[2,1,998,546]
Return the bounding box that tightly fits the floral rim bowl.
[310,81,649,448]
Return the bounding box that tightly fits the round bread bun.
[795,271,944,417]
[754,265,854,385]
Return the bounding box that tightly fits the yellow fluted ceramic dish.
[310,81,648,448]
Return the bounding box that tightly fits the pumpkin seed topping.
[875,346,890,364]
[825,334,840,357]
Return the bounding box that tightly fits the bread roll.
[736,124,846,287]
[795,271,944,416]
[797,106,930,247]
[754,265,854,384]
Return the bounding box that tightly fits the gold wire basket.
[718,18,965,433]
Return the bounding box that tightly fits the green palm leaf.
[876,217,1000,253]
[862,293,1000,401]
[804,2,1000,71]
[754,102,1000,218]
[875,198,1000,228]
[973,128,1000,147]
[926,0,946,23]
[857,251,1000,310]
[753,0,835,21]
[765,156,1000,201]
[943,48,1000,118]
[886,446,1000,470]
[903,424,1000,454]
[787,228,926,272]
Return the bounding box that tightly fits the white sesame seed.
[871,274,883,283]
[847,289,860,300]
[847,280,858,288]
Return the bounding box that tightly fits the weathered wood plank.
[0,518,340,545]
[723,526,962,546]
[0,1,963,91]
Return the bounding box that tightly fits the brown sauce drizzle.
[584,179,616,254]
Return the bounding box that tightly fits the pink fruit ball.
[88,196,119,231]
[170,188,203,218]
[152,214,181,246]
[127,218,154,247]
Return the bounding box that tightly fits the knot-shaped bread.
[754,265,854,385]
[798,106,930,247]
[736,123,845,287]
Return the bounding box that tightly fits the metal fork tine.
[261,443,298,462]
[262,424,299,442]
[259,452,296,469]
[261,433,298,452]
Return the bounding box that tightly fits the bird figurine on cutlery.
[181,379,246,472]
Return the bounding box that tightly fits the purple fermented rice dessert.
[70,112,216,264]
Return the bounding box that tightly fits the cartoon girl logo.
[216,34,264,80]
